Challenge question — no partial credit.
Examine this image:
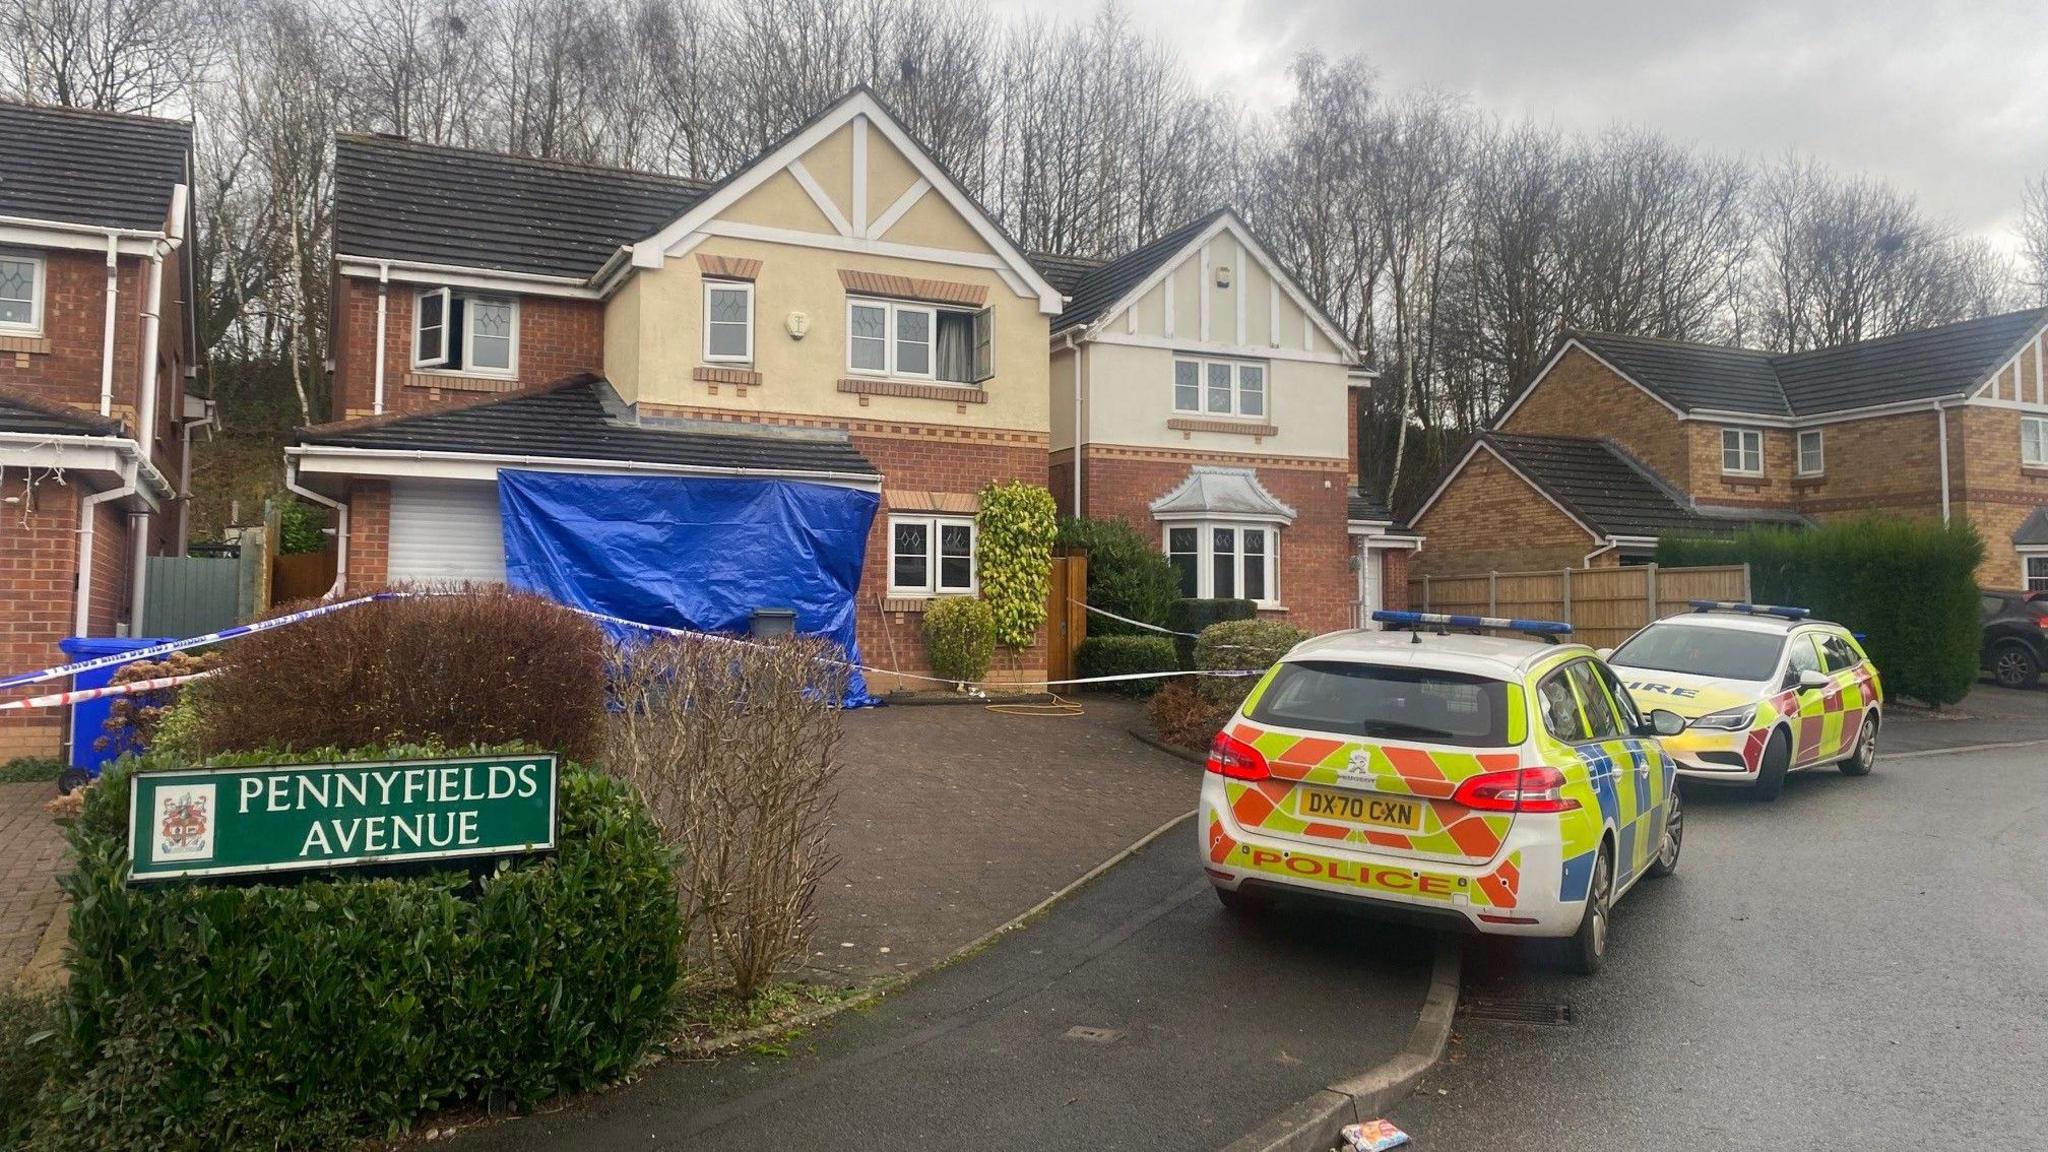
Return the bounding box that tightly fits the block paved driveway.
[0,782,66,985]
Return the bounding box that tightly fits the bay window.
[890,514,976,594]
[0,251,42,334]
[1174,356,1267,418]
[848,297,992,384]
[413,288,518,377]
[1163,522,1278,604]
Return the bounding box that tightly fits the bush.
[1658,516,1984,705]
[921,597,996,683]
[976,482,1059,648]
[198,587,608,761]
[1145,677,1235,752]
[40,747,679,1151]
[97,652,218,762]
[605,636,844,997]
[1,985,57,1147]
[1195,618,1311,709]
[0,757,63,785]
[276,500,328,555]
[1164,598,1257,669]
[1074,635,1179,696]
[1055,518,1181,637]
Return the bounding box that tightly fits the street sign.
[127,753,559,882]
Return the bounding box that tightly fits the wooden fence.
[1409,563,1751,650]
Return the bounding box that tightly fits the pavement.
[446,828,1438,1152]
[1386,735,2048,1149]
[0,782,68,986]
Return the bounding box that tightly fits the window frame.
[2023,551,2048,593]
[1721,426,1764,476]
[1171,355,1271,419]
[411,287,519,378]
[1159,520,1280,606]
[887,513,978,596]
[702,279,755,364]
[2023,415,2048,468]
[1796,428,1824,477]
[845,296,992,385]
[0,250,46,336]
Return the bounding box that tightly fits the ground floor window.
[890,514,976,594]
[2026,552,2048,593]
[1163,522,1277,604]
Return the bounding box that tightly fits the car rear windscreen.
[1246,661,1513,747]
[1609,624,1783,681]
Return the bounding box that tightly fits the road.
[452,822,1436,1152]
[1389,736,2048,1150]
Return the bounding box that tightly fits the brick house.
[0,102,196,759]
[1039,210,1414,632]
[1410,309,2048,589]
[290,89,1064,688]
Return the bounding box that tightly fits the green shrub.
[1,985,57,1147]
[198,587,608,760]
[921,596,996,683]
[1195,619,1311,709]
[1055,518,1181,637]
[976,482,1059,648]
[1164,598,1256,670]
[41,747,680,1151]
[1074,635,1180,696]
[1657,516,1984,706]
[276,499,328,555]
[0,757,63,785]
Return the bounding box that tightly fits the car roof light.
[1372,609,1572,639]
[1687,599,1811,620]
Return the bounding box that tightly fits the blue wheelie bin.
[56,636,173,793]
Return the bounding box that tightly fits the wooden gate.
[1045,552,1088,684]
[271,551,338,605]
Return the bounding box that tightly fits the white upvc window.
[847,296,993,384]
[1796,429,1824,476]
[1163,521,1279,605]
[413,288,518,377]
[889,514,976,595]
[1173,356,1268,418]
[0,251,45,335]
[1721,426,1763,475]
[703,279,754,362]
[2026,553,2048,593]
[2023,416,2048,467]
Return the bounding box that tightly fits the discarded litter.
[1341,1119,1411,1151]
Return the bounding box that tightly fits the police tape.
[1078,602,1198,637]
[0,671,220,712]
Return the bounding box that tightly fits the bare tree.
[2019,174,2048,307]
[2,0,220,112]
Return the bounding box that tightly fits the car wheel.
[1215,885,1265,916]
[55,767,90,795]
[1991,641,2039,690]
[1751,727,1790,802]
[1564,844,1613,976]
[1647,785,1683,878]
[1838,713,1878,777]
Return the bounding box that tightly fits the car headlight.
[1689,705,1756,731]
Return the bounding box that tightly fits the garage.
[387,478,506,585]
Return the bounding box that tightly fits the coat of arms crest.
[152,784,216,862]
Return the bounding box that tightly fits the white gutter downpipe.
[1583,539,1623,567]
[373,261,390,415]
[1061,332,1084,516]
[176,400,214,555]
[126,183,185,631]
[1935,401,1952,525]
[76,468,139,635]
[98,232,119,417]
[284,456,348,599]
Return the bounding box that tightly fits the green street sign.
[127,754,559,883]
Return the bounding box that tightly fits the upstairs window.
[704,280,754,363]
[0,252,42,334]
[2024,416,2048,467]
[1721,427,1763,476]
[1174,357,1266,418]
[413,288,518,377]
[848,297,992,384]
[1796,429,1824,476]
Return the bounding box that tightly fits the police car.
[1604,601,1883,801]
[1200,611,1686,975]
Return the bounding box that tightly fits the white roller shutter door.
[386,478,507,585]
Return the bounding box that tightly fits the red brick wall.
[1410,448,1597,576]
[1074,445,1354,635]
[332,276,605,420]
[1501,346,1689,490]
[1380,548,1410,612]
[86,501,132,636]
[0,477,81,758]
[341,479,391,593]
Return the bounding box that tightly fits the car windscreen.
[1608,623,1783,681]
[1246,661,1513,747]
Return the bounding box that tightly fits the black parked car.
[1980,589,2048,689]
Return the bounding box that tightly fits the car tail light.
[1451,765,1579,813]
[1206,731,1270,781]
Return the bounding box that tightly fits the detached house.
[292,90,1063,689]
[1040,210,1412,631]
[1411,309,2048,589]
[0,102,196,759]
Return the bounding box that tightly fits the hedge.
[1054,518,1181,637]
[1657,515,1984,705]
[1074,635,1179,696]
[1195,619,1311,709]
[1164,598,1256,670]
[35,747,680,1151]
[922,596,996,683]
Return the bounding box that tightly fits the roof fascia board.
[686,220,1032,298]
[1151,509,1294,526]
[288,444,883,490]
[1966,396,2048,414]
[1491,338,1687,429]
[1690,394,1974,426]
[1086,331,1353,366]
[0,222,162,256]
[336,256,600,300]
[0,433,173,502]
[635,93,1061,313]
[1407,438,1602,541]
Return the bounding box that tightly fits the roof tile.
[0,101,190,231]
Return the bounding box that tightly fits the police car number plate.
[1293,786,1424,831]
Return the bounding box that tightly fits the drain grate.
[1063,1025,1126,1045]
[1458,997,1575,1026]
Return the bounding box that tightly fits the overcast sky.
[996,0,2048,249]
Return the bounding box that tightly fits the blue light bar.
[1372,609,1573,636]
[1687,599,1811,620]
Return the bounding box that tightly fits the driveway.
[1884,680,2048,753]
[0,782,67,986]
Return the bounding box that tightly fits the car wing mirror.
[1798,669,1830,692]
[1647,708,1686,737]
[1595,647,1614,659]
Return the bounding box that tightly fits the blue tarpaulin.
[497,470,879,704]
